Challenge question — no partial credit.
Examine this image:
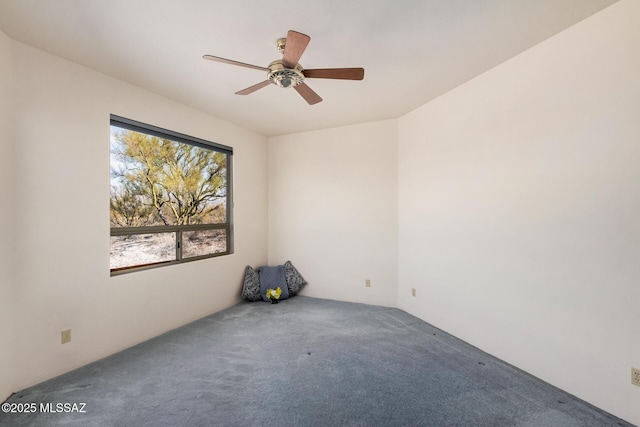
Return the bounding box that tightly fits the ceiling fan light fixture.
[268,60,305,88]
[203,30,364,104]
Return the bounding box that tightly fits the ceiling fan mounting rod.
[276,37,287,54]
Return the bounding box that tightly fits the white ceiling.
[0,0,618,136]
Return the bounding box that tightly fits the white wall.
[6,39,268,392]
[268,120,398,307]
[3,1,638,423]
[398,0,640,424]
[0,30,15,401]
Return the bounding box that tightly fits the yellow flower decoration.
[266,287,282,300]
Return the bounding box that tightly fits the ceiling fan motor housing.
[268,60,305,88]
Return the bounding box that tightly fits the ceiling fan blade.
[294,83,322,105]
[235,80,271,95]
[303,68,365,80]
[203,55,268,72]
[282,30,310,69]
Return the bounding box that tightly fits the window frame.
[109,115,233,276]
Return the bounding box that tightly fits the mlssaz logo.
[40,403,87,413]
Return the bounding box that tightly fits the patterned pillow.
[284,260,307,296]
[241,265,261,301]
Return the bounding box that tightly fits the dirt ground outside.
[110,230,226,270]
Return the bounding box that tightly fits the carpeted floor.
[0,296,633,426]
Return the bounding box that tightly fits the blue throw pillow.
[259,265,289,302]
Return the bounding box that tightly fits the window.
[109,115,232,274]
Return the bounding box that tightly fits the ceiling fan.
[203,30,364,105]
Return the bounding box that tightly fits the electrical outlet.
[412,288,416,297]
[365,279,371,288]
[632,367,640,387]
[61,329,71,344]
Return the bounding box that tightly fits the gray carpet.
[0,297,633,426]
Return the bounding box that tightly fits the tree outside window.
[110,116,232,274]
